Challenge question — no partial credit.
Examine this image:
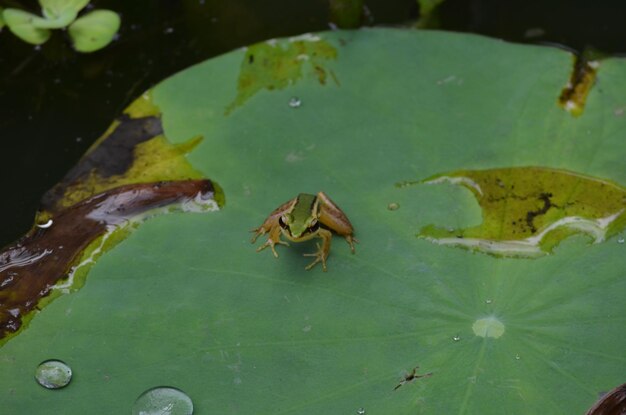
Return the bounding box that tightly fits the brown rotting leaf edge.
[0,92,224,346]
[558,53,599,117]
[585,382,626,415]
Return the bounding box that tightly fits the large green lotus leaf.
[2,28,626,414]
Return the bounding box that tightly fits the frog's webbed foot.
[303,242,328,271]
[250,227,266,244]
[256,238,289,258]
[345,235,358,254]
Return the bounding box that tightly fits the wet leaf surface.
[1,28,626,414]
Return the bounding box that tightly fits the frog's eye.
[278,215,288,229]
[308,219,320,232]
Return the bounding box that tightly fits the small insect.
[251,192,357,271]
[394,366,432,390]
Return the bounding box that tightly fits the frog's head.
[279,212,319,239]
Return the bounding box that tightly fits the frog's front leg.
[251,198,296,256]
[251,219,289,258]
[303,228,332,271]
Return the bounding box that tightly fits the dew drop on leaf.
[132,386,193,415]
[288,97,302,108]
[35,360,72,389]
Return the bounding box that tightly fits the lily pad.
[2,28,626,414]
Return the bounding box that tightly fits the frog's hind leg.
[343,234,358,253]
[317,192,358,253]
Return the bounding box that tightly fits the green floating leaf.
[35,0,90,29]
[3,8,51,44]
[415,167,626,257]
[2,29,626,414]
[68,9,120,52]
[39,0,88,21]
[0,7,5,30]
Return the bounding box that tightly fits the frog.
[251,192,357,271]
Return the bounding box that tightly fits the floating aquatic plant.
[2,0,120,52]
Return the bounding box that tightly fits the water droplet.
[387,202,399,211]
[357,408,366,415]
[453,335,461,342]
[485,299,493,304]
[288,97,302,108]
[132,386,193,415]
[36,219,53,229]
[35,360,72,389]
[515,354,521,360]
[618,236,625,244]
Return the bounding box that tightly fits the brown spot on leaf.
[525,192,554,233]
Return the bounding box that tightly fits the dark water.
[1,0,625,247]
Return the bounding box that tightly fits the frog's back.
[293,193,318,219]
